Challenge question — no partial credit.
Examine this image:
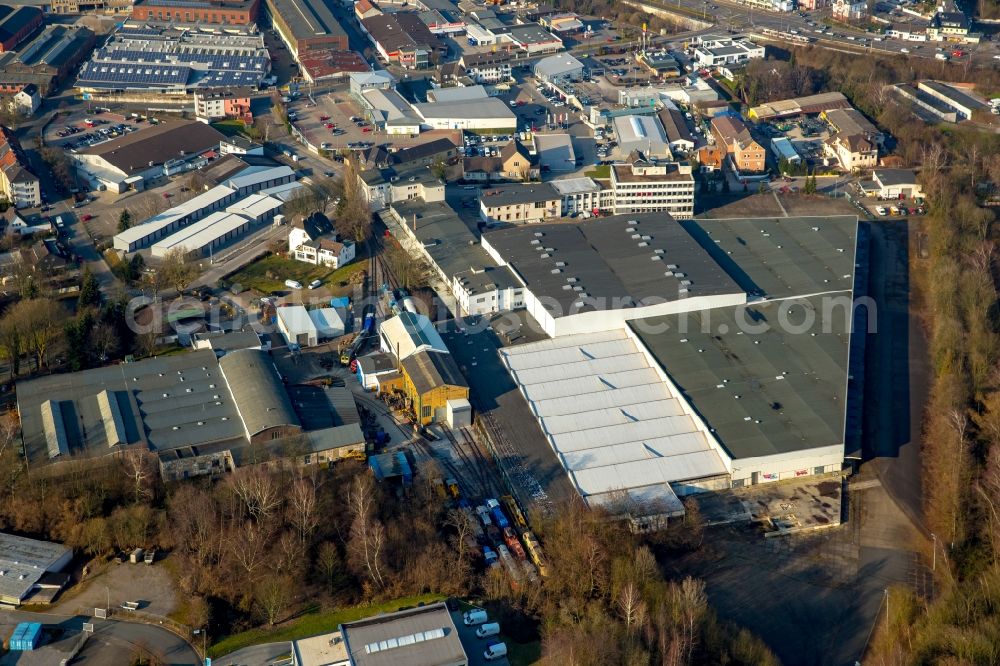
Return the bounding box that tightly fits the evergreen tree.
[78,268,100,309]
[117,209,132,233]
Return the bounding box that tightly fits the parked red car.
[319,115,330,121]
[362,127,372,133]
[81,214,93,221]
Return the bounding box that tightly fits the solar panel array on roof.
[76,25,270,91]
[77,62,190,87]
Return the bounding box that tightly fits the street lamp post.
[193,627,207,663]
[931,532,937,571]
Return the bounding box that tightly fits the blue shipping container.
[491,507,510,529]
[10,622,42,651]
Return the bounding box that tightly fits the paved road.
[864,220,929,530]
[2,609,199,665]
[214,641,291,666]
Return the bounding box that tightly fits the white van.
[285,279,303,290]
[308,279,322,289]
[483,643,508,661]
[463,609,488,626]
[476,623,501,639]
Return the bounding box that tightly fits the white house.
[12,84,40,117]
[288,214,356,269]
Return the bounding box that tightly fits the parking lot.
[288,90,463,156]
[44,109,150,153]
[287,90,375,154]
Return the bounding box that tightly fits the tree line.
[0,426,778,665]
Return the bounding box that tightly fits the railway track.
[442,427,497,499]
[410,435,481,498]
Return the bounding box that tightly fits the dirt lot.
[55,559,179,618]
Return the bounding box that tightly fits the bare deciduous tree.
[229,520,268,580]
[254,573,291,626]
[288,474,319,545]
[347,474,386,591]
[229,465,282,521]
[122,448,154,504]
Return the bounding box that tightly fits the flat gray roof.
[484,214,741,315]
[921,80,985,111]
[16,350,245,464]
[480,183,559,207]
[270,0,347,42]
[414,97,516,120]
[0,532,71,604]
[630,293,851,460]
[679,215,858,299]
[873,168,919,187]
[391,197,504,281]
[341,602,467,666]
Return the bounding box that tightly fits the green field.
[209,594,446,658]
[228,251,367,295]
[585,164,611,179]
[210,119,248,137]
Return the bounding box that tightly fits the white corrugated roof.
[501,329,731,502]
[521,367,662,402]
[571,449,727,494]
[115,184,235,244]
[226,165,294,191]
[550,415,699,452]
[560,433,712,471]
[542,398,685,434]
[532,384,674,417]
[512,352,649,385]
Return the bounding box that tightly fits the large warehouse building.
[75,25,271,94]
[73,119,225,194]
[489,214,861,525]
[267,0,348,56]
[16,341,366,479]
[0,532,72,606]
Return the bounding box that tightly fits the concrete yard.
[56,559,179,618]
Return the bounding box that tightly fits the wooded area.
[0,426,776,665]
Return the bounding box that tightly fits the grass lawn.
[209,593,446,658]
[585,165,610,179]
[228,249,368,295]
[211,119,248,137]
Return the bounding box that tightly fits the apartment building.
[0,125,39,208]
[479,183,560,224]
[711,115,766,173]
[459,50,512,83]
[609,159,695,219]
[825,133,877,172]
[194,87,253,123]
